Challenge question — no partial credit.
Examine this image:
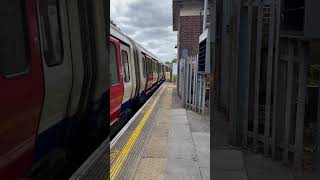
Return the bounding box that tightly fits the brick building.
[172,0,204,60]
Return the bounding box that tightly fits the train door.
[129,45,138,100]
[146,56,153,92]
[158,63,161,82]
[162,65,165,80]
[0,0,44,179]
[140,53,147,95]
[110,37,124,125]
[152,59,157,85]
[36,0,73,149]
[120,44,133,110]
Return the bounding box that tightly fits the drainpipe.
[203,0,208,31]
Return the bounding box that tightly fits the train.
[0,1,171,179]
[110,24,172,133]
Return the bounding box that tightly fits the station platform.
[70,83,210,180]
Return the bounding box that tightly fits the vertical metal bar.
[264,1,276,156]
[199,74,203,113]
[189,61,192,109]
[294,44,307,170]
[188,61,190,107]
[184,59,187,104]
[196,57,198,111]
[283,51,293,164]
[192,59,197,110]
[253,4,263,152]
[192,60,197,111]
[202,76,206,115]
[197,74,200,112]
[228,0,241,146]
[315,73,320,174]
[179,60,181,95]
[185,60,189,107]
[272,0,281,159]
[242,1,253,148]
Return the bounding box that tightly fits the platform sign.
[181,49,189,59]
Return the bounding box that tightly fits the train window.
[121,50,130,82]
[110,42,119,85]
[0,0,29,78]
[38,0,64,67]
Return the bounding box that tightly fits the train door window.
[149,59,152,74]
[121,50,130,82]
[0,0,29,78]
[142,56,146,77]
[147,58,150,74]
[152,61,156,72]
[110,42,119,85]
[38,0,64,67]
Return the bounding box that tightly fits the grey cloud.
[111,0,177,62]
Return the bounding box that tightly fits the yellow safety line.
[109,85,165,180]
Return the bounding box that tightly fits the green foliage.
[165,61,172,66]
[171,58,177,64]
[164,58,177,68]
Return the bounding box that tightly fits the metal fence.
[178,55,207,114]
[211,0,320,172]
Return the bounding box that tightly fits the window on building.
[110,42,119,85]
[39,0,64,67]
[0,0,29,78]
[121,50,130,82]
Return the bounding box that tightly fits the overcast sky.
[110,0,177,63]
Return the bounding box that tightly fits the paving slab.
[152,124,170,137]
[143,136,167,158]
[187,111,210,133]
[194,146,210,168]
[134,158,167,180]
[170,116,189,125]
[169,109,186,115]
[200,167,210,180]
[167,140,197,160]
[192,133,210,148]
[168,125,192,139]
[192,133,210,168]
[166,158,202,178]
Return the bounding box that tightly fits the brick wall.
[178,15,203,59]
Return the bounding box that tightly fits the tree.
[165,61,173,67]
[171,58,177,64]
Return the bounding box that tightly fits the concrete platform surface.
[133,84,210,180]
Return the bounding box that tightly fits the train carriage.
[109,24,169,129]
[0,1,171,178]
[1,0,109,179]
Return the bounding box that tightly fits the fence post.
[294,44,308,170]
[264,1,276,156]
[272,0,281,160]
[202,76,206,115]
[315,73,320,174]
